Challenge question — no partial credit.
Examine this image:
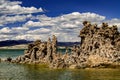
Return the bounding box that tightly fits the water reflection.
[0,62,120,80]
[70,69,120,80]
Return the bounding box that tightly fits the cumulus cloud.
[35,12,105,28]
[0,0,43,41]
[26,28,51,34]
[12,27,29,31]
[24,21,54,27]
[20,12,106,42]
[0,27,11,33]
[0,0,43,26]
[22,12,119,42]
[0,14,32,26]
[0,34,13,41]
[106,18,120,27]
[0,26,29,36]
[24,20,55,28]
[0,0,43,15]
[12,34,50,41]
[0,0,120,43]
[105,18,120,31]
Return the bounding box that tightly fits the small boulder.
[6,57,12,62]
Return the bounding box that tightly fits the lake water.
[0,49,120,80]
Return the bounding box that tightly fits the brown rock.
[6,57,12,62]
[52,35,57,54]
[78,21,120,67]
[46,37,53,63]
[13,21,120,69]
[0,58,1,62]
[50,58,66,69]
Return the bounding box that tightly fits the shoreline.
[0,44,27,49]
[0,59,120,69]
[0,46,70,50]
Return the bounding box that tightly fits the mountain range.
[0,40,80,47]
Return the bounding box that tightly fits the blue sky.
[18,0,120,18]
[0,0,120,42]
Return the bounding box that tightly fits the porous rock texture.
[79,21,120,68]
[10,21,120,69]
[14,35,58,64]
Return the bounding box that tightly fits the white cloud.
[80,12,105,21]
[0,26,29,36]
[0,27,11,33]
[13,34,49,41]
[24,20,55,27]
[0,0,43,15]
[0,34,13,41]
[103,18,120,31]
[35,12,105,28]
[12,27,29,31]
[0,14,32,26]
[26,28,51,34]
[23,12,106,41]
[24,21,42,27]
[106,18,120,27]
[0,8,120,42]
[11,27,29,34]
[0,0,43,26]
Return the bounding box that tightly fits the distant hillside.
[0,40,80,47]
[57,42,80,47]
[0,40,32,47]
[0,44,28,49]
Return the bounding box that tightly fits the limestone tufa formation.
[8,21,120,69]
[14,35,57,64]
[78,21,120,67]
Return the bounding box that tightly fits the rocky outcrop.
[6,57,12,62]
[52,35,57,55]
[13,35,57,64]
[10,21,120,69]
[78,21,120,67]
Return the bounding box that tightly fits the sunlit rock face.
[14,35,57,64]
[78,21,120,67]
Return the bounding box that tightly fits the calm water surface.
[0,49,24,59]
[0,49,120,80]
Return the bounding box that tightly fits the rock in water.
[52,35,57,54]
[6,57,12,62]
[46,37,53,63]
[79,21,120,67]
[13,21,120,69]
[15,35,58,64]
